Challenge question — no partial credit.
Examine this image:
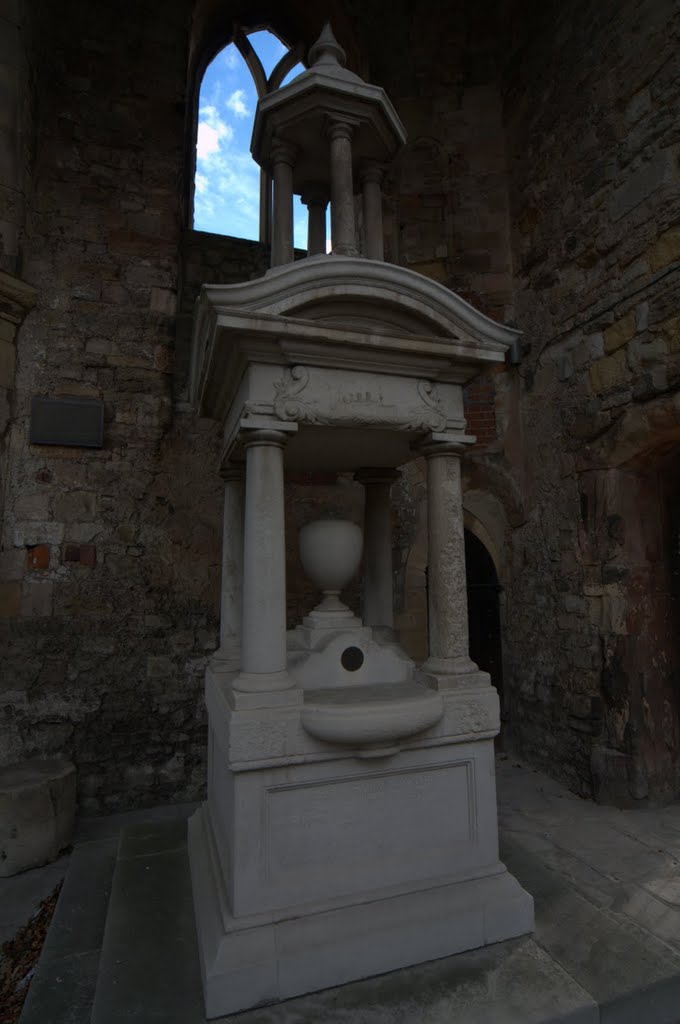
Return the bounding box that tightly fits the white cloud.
[194,147,261,239]
[196,107,233,160]
[226,89,250,118]
[223,47,239,71]
[195,172,208,194]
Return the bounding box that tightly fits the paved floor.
[497,756,680,948]
[0,802,199,950]
[5,760,680,1023]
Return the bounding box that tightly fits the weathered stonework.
[0,0,678,814]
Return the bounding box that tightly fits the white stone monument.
[188,24,533,1018]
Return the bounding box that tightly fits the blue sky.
[194,31,307,247]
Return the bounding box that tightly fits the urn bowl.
[299,519,363,592]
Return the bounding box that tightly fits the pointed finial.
[308,22,347,69]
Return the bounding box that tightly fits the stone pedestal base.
[189,695,534,1019]
[190,803,533,1018]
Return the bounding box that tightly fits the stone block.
[53,489,97,520]
[589,349,631,395]
[661,313,680,353]
[0,759,76,876]
[0,579,20,616]
[21,580,54,618]
[14,491,50,520]
[149,286,177,316]
[649,224,680,273]
[608,149,675,222]
[0,546,24,578]
[13,521,64,547]
[604,310,635,354]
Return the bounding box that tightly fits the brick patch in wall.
[464,381,497,446]
[62,543,96,566]
[26,544,50,570]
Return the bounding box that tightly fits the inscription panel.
[271,366,463,433]
[264,760,474,906]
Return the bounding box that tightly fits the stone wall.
[371,1,514,323]
[496,0,680,800]
[0,0,229,812]
[1,0,678,812]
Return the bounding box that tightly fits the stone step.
[18,835,118,1024]
[89,815,680,1024]
[23,812,680,1024]
[90,817,595,1024]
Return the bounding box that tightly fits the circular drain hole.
[341,646,364,672]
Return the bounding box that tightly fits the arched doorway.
[465,528,504,720]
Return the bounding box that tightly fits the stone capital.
[419,439,468,460]
[326,117,358,143]
[300,182,330,208]
[360,162,385,186]
[270,138,298,168]
[219,461,245,483]
[240,427,291,451]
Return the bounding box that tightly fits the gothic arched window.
[193,28,304,246]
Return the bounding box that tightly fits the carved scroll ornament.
[273,366,447,431]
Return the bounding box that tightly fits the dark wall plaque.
[30,397,104,448]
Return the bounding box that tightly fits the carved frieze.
[272,365,449,432]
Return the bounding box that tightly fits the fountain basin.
[301,681,443,747]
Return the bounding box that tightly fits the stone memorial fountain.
[188,24,533,1019]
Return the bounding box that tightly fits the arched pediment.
[203,255,520,353]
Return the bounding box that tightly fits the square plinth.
[189,733,534,1018]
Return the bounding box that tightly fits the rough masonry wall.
[0,0,232,812]
[499,0,680,800]
[5,0,676,812]
[3,0,518,814]
[362,0,514,324]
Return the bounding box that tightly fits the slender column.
[361,164,384,261]
[270,140,296,268]
[259,168,272,246]
[421,441,478,680]
[355,468,399,629]
[328,119,358,256]
[234,429,294,692]
[211,463,245,671]
[301,183,328,256]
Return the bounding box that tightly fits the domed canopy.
[251,23,406,193]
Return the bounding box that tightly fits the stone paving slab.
[496,760,680,954]
[502,834,680,1024]
[90,821,203,1024]
[18,837,117,1024]
[13,804,198,1024]
[17,762,680,1023]
[91,820,597,1024]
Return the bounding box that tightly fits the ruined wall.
[497,0,680,800]
[364,0,513,323]
[0,0,230,812]
[3,0,677,813]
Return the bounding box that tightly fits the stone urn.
[299,518,362,614]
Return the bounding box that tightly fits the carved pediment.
[201,256,519,354]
